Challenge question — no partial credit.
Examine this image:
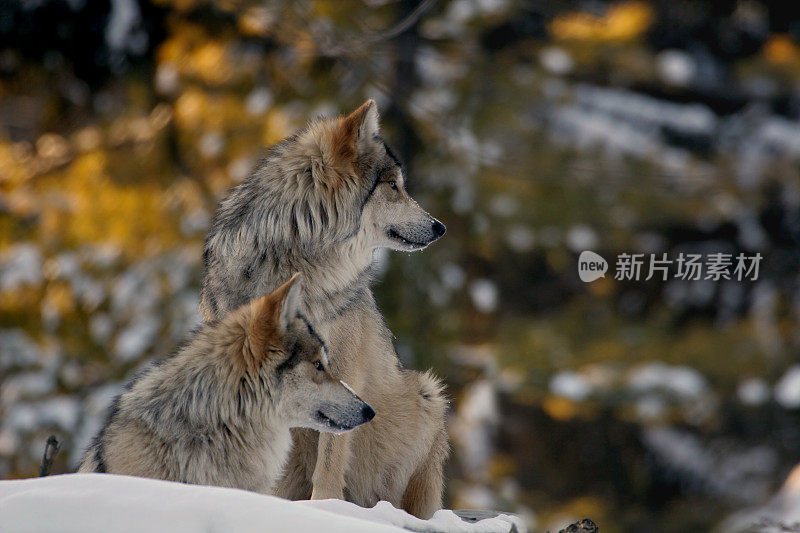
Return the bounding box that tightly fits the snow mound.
[0,474,523,533]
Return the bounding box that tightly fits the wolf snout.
[315,399,375,433]
[362,403,376,422]
[386,218,446,249]
[431,219,446,239]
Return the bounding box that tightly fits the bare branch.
[365,0,438,42]
[38,435,61,477]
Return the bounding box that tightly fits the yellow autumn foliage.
[488,454,517,479]
[238,6,274,37]
[191,41,234,84]
[763,34,800,66]
[262,108,294,146]
[158,24,237,85]
[41,282,76,317]
[0,140,32,186]
[174,88,252,132]
[35,152,181,256]
[550,1,654,42]
[542,395,579,421]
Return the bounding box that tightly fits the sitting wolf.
[200,100,449,517]
[78,275,374,493]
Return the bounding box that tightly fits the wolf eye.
[387,180,398,191]
[313,361,324,372]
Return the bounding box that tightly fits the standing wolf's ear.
[352,99,379,148]
[274,273,303,333]
[333,99,380,161]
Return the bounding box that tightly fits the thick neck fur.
[202,228,376,328]
[269,228,376,323]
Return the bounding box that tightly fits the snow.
[549,371,592,402]
[3,397,82,433]
[440,263,467,290]
[738,378,770,406]
[656,50,696,86]
[0,474,524,533]
[468,280,498,313]
[488,195,518,218]
[113,316,159,362]
[89,313,114,344]
[543,79,800,187]
[628,363,707,400]
[245,87,273,116]
[199,131,225,158]
[155,64,179,94]
[302,499,523,533]
[572,85,718,137]
[774,365,800,409]
[416,47,468,86]
[0,371,55,404]
[504,225,535,253]
[719,463,800,532]
[0,329,42,371]
[565,225,598,252]
[69,383,125,465]
[451,379,499,473]
[228,157,255,183]
[539,47,574,76]
[106,0,147,56]
[0,243,43,292]
[643,426,776,503]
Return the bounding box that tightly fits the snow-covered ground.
[717,464,800,532]
[0,474,524,533]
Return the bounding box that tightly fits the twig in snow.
[38,435,60,477]
[558,518,599,533]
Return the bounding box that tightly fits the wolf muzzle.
[316,399,375,433]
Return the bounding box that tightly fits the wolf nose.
[362,404,376,421]
[431,220,446,238]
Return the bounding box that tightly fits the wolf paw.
[310,485,344,501]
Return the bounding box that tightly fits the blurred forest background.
[2,0,800,531]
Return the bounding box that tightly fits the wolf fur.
[199,100,449,518]
[77,275,375,494]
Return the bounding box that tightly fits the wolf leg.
[310,431,353,500]
[273,428,316,499]
[400,424,448,519]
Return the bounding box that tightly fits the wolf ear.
[249,274,303,343]
[353,99,379,147]
[334,99,379,160]
[273,273,303,333]
[242,274,302,368]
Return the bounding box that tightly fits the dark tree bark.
[387,0,422,190]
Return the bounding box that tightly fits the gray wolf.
[199,100,449,517]
[77,275,375,494]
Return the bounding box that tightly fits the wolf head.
[200,100,446,322]
[249,99,445,254]
[232,274,375,433]
[331,99,447,251]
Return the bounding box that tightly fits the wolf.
[199,100,449,518]
[77,275,375,495]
